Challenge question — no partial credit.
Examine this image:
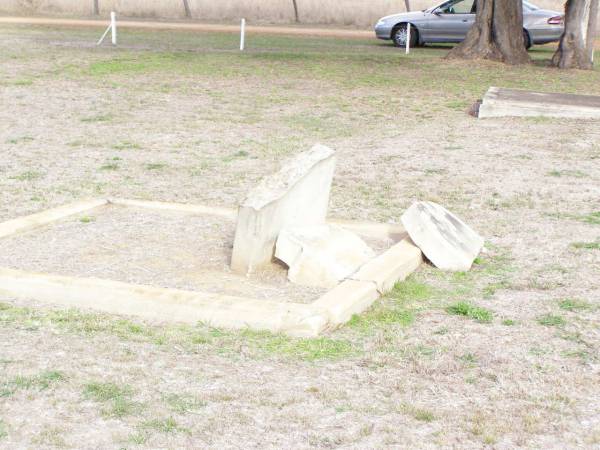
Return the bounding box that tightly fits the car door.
[426,0,476,42]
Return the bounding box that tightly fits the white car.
[375,0,564,48]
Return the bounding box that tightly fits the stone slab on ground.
[478,86,600,119]
[231,144,336,275]
[275,224,375,288]
[401,201,483,272]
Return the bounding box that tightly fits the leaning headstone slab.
[401,201,483,272]
[478,87,600,119]
[275,224,375,289]
[231,144,336,274]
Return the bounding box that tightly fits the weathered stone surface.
[231,144,336,274]
[401,201,483,272]
[478,86,600,119]
[275,225,375,288]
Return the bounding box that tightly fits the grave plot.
[0,146,425,337]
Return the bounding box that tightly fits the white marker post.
[111,11,117,45]
[405,24,411,54]
[96,11,117,46]
[240,18,246,51]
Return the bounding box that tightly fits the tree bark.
[405,0,411,12]
[292,0,299,22]
[447,0,530,65]
[182,0,192,18]
[552,0,598,69]
[93,0,99,15]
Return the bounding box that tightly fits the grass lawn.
[0,24,599,448]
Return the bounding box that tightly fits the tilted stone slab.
[231,144,336,274]
[479,87,600,119]
[401,201,483,272]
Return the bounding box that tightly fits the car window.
[439,0,475,14]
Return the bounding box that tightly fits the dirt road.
[0,16,372,39]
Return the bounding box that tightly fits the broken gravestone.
[231,144,336,275]
[401,201,483,272]
[275,224,375,288]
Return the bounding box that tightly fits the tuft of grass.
[241,330,355,361]
[10,171,42,181]
[537,314,566,327]
[1,370,65,398]
[112,141,141,150]
[164,393,206,414]
[547,169,587,178]
[581,212,600,225]
[571,241,600,250]
[558,298,591,312]
[447,302,494,323]
[389,278,435,302]
[502,319,516,326]
[79,216,95,223]
[7,136,34,144]
[0,419,6,439]
[145,162,167,170]
[99,163,119,171]
[140,417,188,434]
[83,382,139,418]
[398,403,436,422]
[81,114,112,123]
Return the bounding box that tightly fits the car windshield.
[523,1,539,10]
[427,0,540,13]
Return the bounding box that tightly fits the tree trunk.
[93,0,99,15]
[182,0,192,18]
[292,0,299,22]
[405,0,411,12]
[552,0,598,69]
[447,0,530,64]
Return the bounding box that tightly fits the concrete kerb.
[0,198,423,336]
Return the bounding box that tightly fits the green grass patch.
[145,162,167,170]
[502,319,516,326]
[1,370,65,398]
[140,417,189,434]
[112,141,141,150]
[398,403,436,422]
[0,420,7,439]
[558,298,591,312]
[10,170,42,181]
[99,162,119,171]
[81,114,112,123]
[447,302,494,323]
[83,381,139,418]
[571,241,600,250]
[164,393,206,414]
[347,278,433,333]
[537,314,566,327]
[6,136,34,144]
[241,330,355,361]
[1,302,358,361]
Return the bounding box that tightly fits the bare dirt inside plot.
[1,25,599,449]
[0,204,334,303]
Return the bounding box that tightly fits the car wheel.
[523,30,532,50]
[392,23,418,48]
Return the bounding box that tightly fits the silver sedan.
[375,0,564,49]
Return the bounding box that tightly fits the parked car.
[375,0,564,49]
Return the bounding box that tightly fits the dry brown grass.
[0,25,599,449]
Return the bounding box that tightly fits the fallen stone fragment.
[275,225,375,288]
[401,201,483,272]
[231,144,336,275]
